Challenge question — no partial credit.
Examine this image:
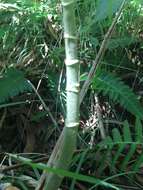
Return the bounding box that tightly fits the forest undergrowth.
[0,0,143,189]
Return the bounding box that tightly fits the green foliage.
[92,70,143,119]
[0,0,143,189]
[75,118,143,187]
[97,118,143,173]
[0,68,31,103]
[95,0,124,22]
[0,0,61,71]
[9,154,120,190]
[107,36,138,49]
[65,119,143,189]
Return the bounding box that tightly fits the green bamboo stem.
[36,0,79,189]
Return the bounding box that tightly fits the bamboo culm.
[36,0,80,189]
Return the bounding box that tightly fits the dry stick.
[36,1,126,189]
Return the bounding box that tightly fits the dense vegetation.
[0,0,143,189]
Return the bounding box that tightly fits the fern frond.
[107,37,138,49]
[0,68,32,103]
[120,121,136,170]
[135,117,142,142]
[112,128,124,167]
[97,118,143,172]
[92,70,143,119]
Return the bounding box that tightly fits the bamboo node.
[65,59,79,66]
[62,0,75,7]
[66,83,80,93]
[64,33,77,40]
[66,122,79,128]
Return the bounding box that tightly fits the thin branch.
[80,0,126,104]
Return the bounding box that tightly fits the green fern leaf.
[121,121,136,171]
[107,37,138,49]
[123,121,132,142]
[132,154,143,172]
[98,137,113,174]
[135,118,142,142]
[121,144,136,171]
[97,149,111,175]
[131,118,143,172]
[112,128,124,167]
[112,128,122,143]
[99,136,113,148]
[0,68,32,103]
[92,118,143,176]
[92,71,143,119]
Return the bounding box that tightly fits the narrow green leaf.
[70,150,88,190]
[120,121,136,170]
[99,136,113,148]
[135,117,142,142]
[123,121,132,142]
[120,144,136,171]
[98,137,113,174]
[112,128,122,142]
[9,154,119,190]
[132,154,143,172]
[97,150,109,174]
[112,128,124,168]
